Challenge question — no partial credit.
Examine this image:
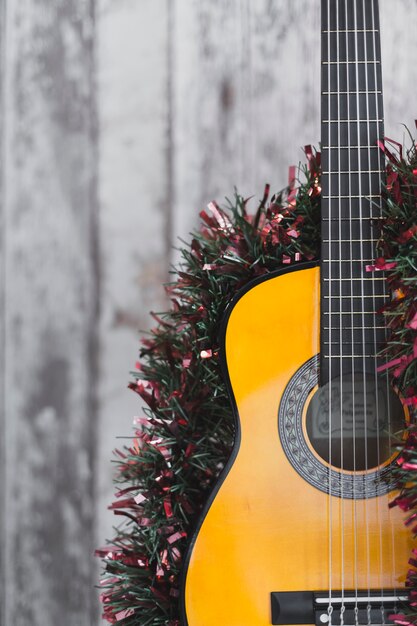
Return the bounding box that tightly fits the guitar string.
[352,0,362,621]
[371,0,397,606]
[327,0,334,621]
[358,1,374,623]
[342,0,354,621]
[366,0,386,620]
[336,2,346,624]
[345,0,359,619]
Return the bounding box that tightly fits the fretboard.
[320,0,386,385]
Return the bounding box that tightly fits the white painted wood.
[2,1,98,624]
[0,0,5,621]
[172,0,417,246]
[380,0,417,142]
[1,1,417,624]
[94,1,417,622]
[172,0,321,246]
[95,0,171,609]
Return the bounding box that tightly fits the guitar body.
[183,264,412,626]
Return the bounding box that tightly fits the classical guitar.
[182,1,413,625]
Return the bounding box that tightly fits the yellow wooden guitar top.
[184,266,411,626]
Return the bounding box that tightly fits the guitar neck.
[320,0,385,385]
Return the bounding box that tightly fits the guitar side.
[182,264,412,626]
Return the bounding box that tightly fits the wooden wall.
[1,0,416,623]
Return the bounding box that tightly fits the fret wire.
[322,61,380,65]
[322,170,381,176]
[322,170,381,174]
[322,145,379,149]
[323,355,378,358]
[322,194,380,198]
[323,277,385,281]
[322,119,383,123]
[322,91,382,94]
[324,341,382,345]
[322,29,379,33]
[322,238,379,243]
[323,311,382,315]
[321,217,383,221]
[323,326,386,330]
[323,294,386,299]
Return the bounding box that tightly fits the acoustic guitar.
[182,1,413,625]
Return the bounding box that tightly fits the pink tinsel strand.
[115,608,135,622]
[403,396,417,407]
[366,259,398,272]
[408,312,417,330]
[388,615,412,626]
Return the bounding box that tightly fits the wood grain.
[95,0,171,575]
[172,0,417,246]
[172,0,321,246]
[2,0,98,623]
[380,0,417,139]
[0,1,5,624]
[0,1,416,624]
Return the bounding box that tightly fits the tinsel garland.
[96,147,321,625]
[97,138,417,626]
[375,134,417,625]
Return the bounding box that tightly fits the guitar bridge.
[270,590,408,625]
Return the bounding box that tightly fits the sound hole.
[306,373,404,471]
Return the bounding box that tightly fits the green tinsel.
[97,136,417,625]
[96,148,321,625]
[374,135,417,625]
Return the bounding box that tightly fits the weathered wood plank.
[0,1,413,624]
[0,1,6,624]
[172,0,321,245]
[3,1,98,623]
[172,0,417,247]
[94,1,417,623]
[90,1,417,623]
[380,0,417,140]
[95,0,171,602]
